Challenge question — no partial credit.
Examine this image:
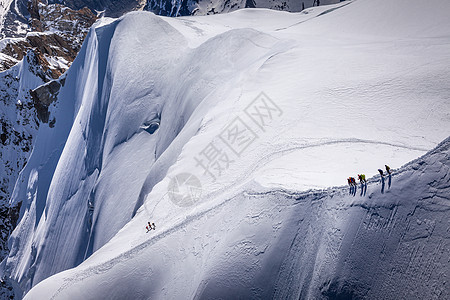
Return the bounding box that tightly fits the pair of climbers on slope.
[348,174,365,196]
[378,165,391,177]
[146,222,156,233]
[349,164,391,185]
[347,174,366,187]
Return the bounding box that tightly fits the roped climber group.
[347,174,366,187]
[348,164,391,187]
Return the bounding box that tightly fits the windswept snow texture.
[3,0,450,298]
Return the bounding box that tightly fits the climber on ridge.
[146,222,155,233]
[358,174,366,184]
[348,177,355,195]
[385,165,391,174]
[148,222,155,230]
[348,177,357,186]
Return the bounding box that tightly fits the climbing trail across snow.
[45,137,450,299]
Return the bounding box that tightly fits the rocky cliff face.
[1,1,96,75]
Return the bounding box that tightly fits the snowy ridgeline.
[1,0,450,298]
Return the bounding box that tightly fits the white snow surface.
[26,137,450,300]
[2,0,450,298]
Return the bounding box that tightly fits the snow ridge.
[26,135,450,299]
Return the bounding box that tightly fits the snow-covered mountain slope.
[2,0,450,298]
[25,135,450,300]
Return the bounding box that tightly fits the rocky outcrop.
[0,196,18,299]
[57,0,148,17]
[30,78,62,124]
[0,2,97,76]
[146,0,341,17]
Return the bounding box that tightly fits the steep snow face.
[3,0,450,297]
[0,51,47,233]
[0,54,43,204]
[0,50,48,299]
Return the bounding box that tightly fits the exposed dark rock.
[0,2,97,75]
[8,202,22,230]
[245,0,256,8]
[30,80,61,123]
[49,118,56,128]
[53,0,147,18]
